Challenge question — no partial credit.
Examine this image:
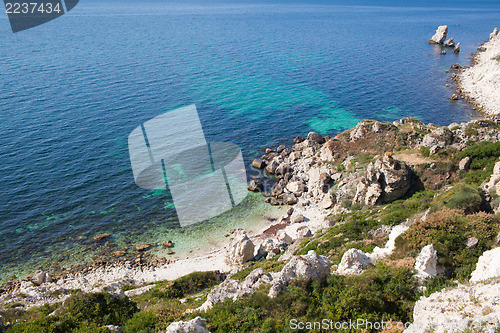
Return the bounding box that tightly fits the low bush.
[442,183,483,213]
[151,271,221,299]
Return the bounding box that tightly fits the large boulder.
[268,250,330,298]
[421,127,453,148]
[428,25,448,44]
[482,161,500,213]
[166,317,210,333]
[336,248,371,275]
[225,229,255,266]
[354,155,411,205]
[470,247,500,283]
[414,244,438,280]
[443,37,455,47]
[31,270,52,286]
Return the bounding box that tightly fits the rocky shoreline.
[455,27,500,115]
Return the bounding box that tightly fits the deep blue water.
[1,1,499,280]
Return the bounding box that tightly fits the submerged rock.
[428,25,448,44]
[247,179,263,192]
[93,233,111,242]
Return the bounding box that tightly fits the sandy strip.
[459,29,500,115]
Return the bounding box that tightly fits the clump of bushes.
[201,264,418,333]
[400,207,500,280]
[150,271,222,299]
[7,292,138,333]
[458,142,500,184]
[442,183,483,213]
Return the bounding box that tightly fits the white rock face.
[354,155,411,205]
[428,25,448,44]
[414,244,438,280]
[268,250,330,298]
[459,30,500,114]
[166,317,210,333]
[336,249,371,275]
[470,247,500,282]
[225,229,255,266]
[368,222,410,261]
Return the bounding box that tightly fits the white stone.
[166,317,210,333]
[470,247,500,282]
[414,244,438,280]
[429,25,448,44]
[225,229,255,266]
[336,249,371,275]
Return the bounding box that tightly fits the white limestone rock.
[470,247,500,283]
[428,25,448,44]
[414,244,438,280]
[225,229,255,266]
[166,317,210,333]
[336,248,371,276]
[490,27,499,40]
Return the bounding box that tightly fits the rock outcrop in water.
[428,25,448,44]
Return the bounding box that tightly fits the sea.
[1,0,499,281]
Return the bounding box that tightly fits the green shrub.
[122,311,158,333]
[151,271,221,299]
[443,183,483,213]
[458,142,500,184]
[424,275,454,297]
[420,147,430,157]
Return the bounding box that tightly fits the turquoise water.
[1,1,499,281]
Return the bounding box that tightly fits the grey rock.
[284,193,297,205]
[291,213,304,223]
[459,157,471,171]
[490,27,499,40]
[450,94,459,100]
[266,160,279,174]
[336,249,371,275]
[293,136,305,144]
[465,237,479,249]
[414,244,438,280]
[252,159,266,169]
[307,131,324,144]
[276,145,286,153]
[32,270,51,286]
[444,37,455,47]
[247,179,263,192]
[453,42,461,54]
[225,229,255,266]
[166,317,210,333]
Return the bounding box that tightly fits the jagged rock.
[276,145,286,153]
[320,141,335,161]
[247,179,263,192]
[450,93,459,100]
[336,248,371,275]
[276,230,293,245]
[31,270,52,286]
[491,27,499,40]
[429,145,441,155]
[470,247,500,282]
[225,229,255,266]
[268,250,330,298]
[414,244,438,280]
[93,233,111,242]
[275,163,289,176]
[428,25,448,44]
[284,193,297,205]
[450,63,462,70]
[262,239,282,258]
[453,42,460,54]
[252,159,266,169]
[459,157,471,170]
[166,317,210,333]
[293,136,305,143]
[443,37,455,47]
[405,281,500,333]
[295,226,312,238]
[421,127,453,147]
[307,131,324,144]
[464,237,478,249]
[291,213,304,223]
[354,155,411,205]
